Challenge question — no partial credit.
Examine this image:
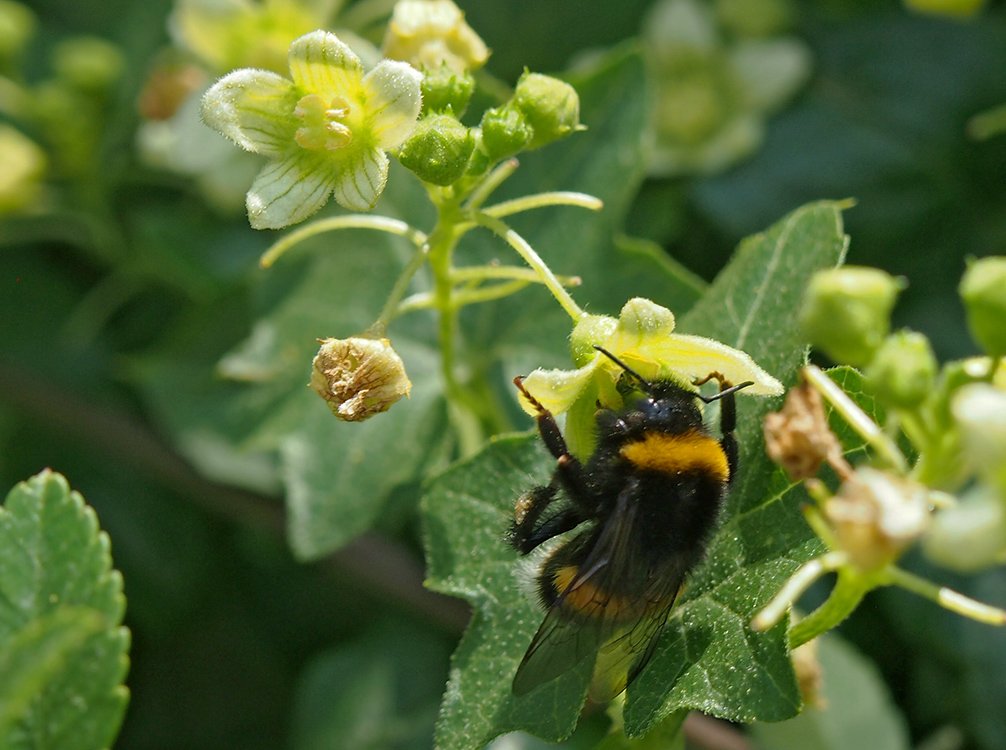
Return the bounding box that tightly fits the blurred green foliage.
[2,0,1005,748]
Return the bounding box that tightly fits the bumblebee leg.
[510,504,583,554]
[514,376,589,498]
[694,373,751,484]
[719,385,740,483]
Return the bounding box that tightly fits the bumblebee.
[508,346,752,701]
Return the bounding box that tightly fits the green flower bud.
[421,64,474,115]
[479,104,532,161]
[960,256,1006,357]
[953,383,1006,482]
[52,36,124,91]
[310,337,412,421]
[397,113,474,186]
[924,485,1006,572]
[799,266,904,366]
[864,330,938,409]
[0,124,45,213]
[512,72,582,149]
[569,313,618,367]
[0,0,35,64]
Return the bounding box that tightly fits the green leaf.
[423,201,849,747]
[0,470,130,750]
[623,200,850,735]
[205,230,451,560]
[750,634,911,750]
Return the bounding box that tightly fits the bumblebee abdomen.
[618,429,729,483]
[542,563,654,623]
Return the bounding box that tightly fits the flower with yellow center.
[201,30,422,229]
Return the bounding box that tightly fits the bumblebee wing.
[512,484,642,696]
[512,599,610,695]
[588,579,681,703]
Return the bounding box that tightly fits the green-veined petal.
[201,69,298,157]
[517,362,599,417]
[641,332,783,395]
[332,146,389,211]
[362,59,423,148]
[246,152,335,229]
[288,30,363,97]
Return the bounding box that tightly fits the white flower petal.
[288,30,363,97]
[362,60,423,148]
[201,69,297,156]
[246,154,335,229]
[332,147,389,211]
[517,362,598,417]
[642,333,784,395]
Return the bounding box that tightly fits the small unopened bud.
[0,0,35,63]
[960,256,1006,357]
[825,467,930,571]
[397,113,474,186]
[310,337,411,421]
[569,313,618,367]
[512,72,582,149]
[864,330,938,410]
[421,64,474,115]
[764,382,844,481]
[382,0,489,74]
[479,104,532,162]
[952,383,1006,480]
[799,266,904,366]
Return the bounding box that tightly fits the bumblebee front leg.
[513,376,589,498]
[694,372,753,484]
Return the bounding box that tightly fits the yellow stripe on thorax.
[619,430,729,482]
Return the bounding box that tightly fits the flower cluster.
[642,0,810,176]
[755,260,1006,644]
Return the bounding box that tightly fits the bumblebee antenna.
[592,346,654,391]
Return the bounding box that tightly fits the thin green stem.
[451,280,531,308]
[425,211,486,455]
[450,264,581,287]
[788,564,871,648]
[259,215,427,268]
[464,158,519,211]
[473,212,584,322]
[395,292,435,315]
[482,191,604,219]
[988,356,1002,382]
[803,365,909,474]
[367,241,431,336]
[885,567,1006,625]
[751,551,845,633]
